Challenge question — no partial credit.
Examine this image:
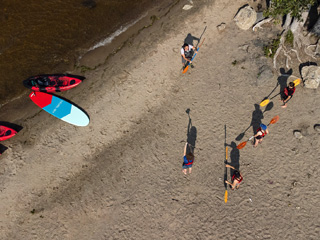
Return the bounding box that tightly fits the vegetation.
[264,0,316,20]
[285,30,294,46]
[264,35,281,58]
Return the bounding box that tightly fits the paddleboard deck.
[29,92,89,126]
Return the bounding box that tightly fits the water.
[0,0,158,104]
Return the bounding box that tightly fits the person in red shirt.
[253,124,269,148]
[225,164,243,190]
[281,82,295,108]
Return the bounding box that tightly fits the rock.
[311,17,320,37]
[239,44,249,52]
[314,124,320,132]
[293,130,303,139]
[254,11,265,24]
[256,65,273,86]
[81,0,96,9]
[217,23,226,32]
[234,5,257,30]
[301,65,320,89]
[183,5,193,10]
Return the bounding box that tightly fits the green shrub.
[264,35,281,58]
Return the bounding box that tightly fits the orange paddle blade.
[237,141,247,149]
[293,78,301,86]
[224,190,228,203]
[269,115,279,125]
[260,98,270,107]
[182,66,189,74]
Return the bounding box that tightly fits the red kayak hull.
[23,74,85,92]
[0,126,17,141]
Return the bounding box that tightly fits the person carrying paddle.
[182,142,194,174]
[181,43,197,69]
[253,123,269,147]
[225,164,243,190]
[280,82,295,108]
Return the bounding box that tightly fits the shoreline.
[0,0,180,120]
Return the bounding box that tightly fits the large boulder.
[234,6,257,30]
[301,65,320,89]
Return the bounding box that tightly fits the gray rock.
[301,65,320,89]
[182,5,193,10]
[239,44,249,52]
[217,23,226,32]
[314,124,320,132]
[293,130,303,139]
[234,5,257,30]
[256,65,274,86]
[81,0,96,9]
[311,16,320,37]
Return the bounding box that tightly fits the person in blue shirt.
[182,142,194,174]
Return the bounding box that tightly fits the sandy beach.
[0,0,320,239]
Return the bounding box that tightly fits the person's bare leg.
[254,138,259,147]
[189,167,192,174]
[182,169,187,174]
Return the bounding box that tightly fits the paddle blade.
[237,141,247,149]
[226,147,228,160]
[293,78,301,86]
[182,65,189,74]
[260,98,270,107]
[224,190,228,203]
[269,115,279,125]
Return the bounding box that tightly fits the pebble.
[183,5,193,10]
[314,124,320,132]
[293,130,303,139]
[217,23,226,32]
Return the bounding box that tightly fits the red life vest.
[232,173,243,183]
[284,87,295,97]
[257,127,267,137]
[185,158,194,166]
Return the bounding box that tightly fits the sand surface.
[0,0,320,239]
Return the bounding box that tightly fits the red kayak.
[23,74,85,92]
[0,126,17,141]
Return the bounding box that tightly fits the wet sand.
[0,0,320,239]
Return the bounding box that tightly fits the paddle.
[236,115,279,149]
[182,38,205,74]
[260,78,301,107]
[224,146,228,203]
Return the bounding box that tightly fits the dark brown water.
[0,0,157,104]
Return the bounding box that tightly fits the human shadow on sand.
[259,68,293,105]
[235,104,265,141]
[184,33,200,47]
[225,141,240,177]
[186,108,197,153]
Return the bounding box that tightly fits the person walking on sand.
[182,142,194,174]
[280,82,295,108]
[253,123,269,147]
[181,43,197,69]
[225,164,243,190]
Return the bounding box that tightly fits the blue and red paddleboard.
[29,92,89,126]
